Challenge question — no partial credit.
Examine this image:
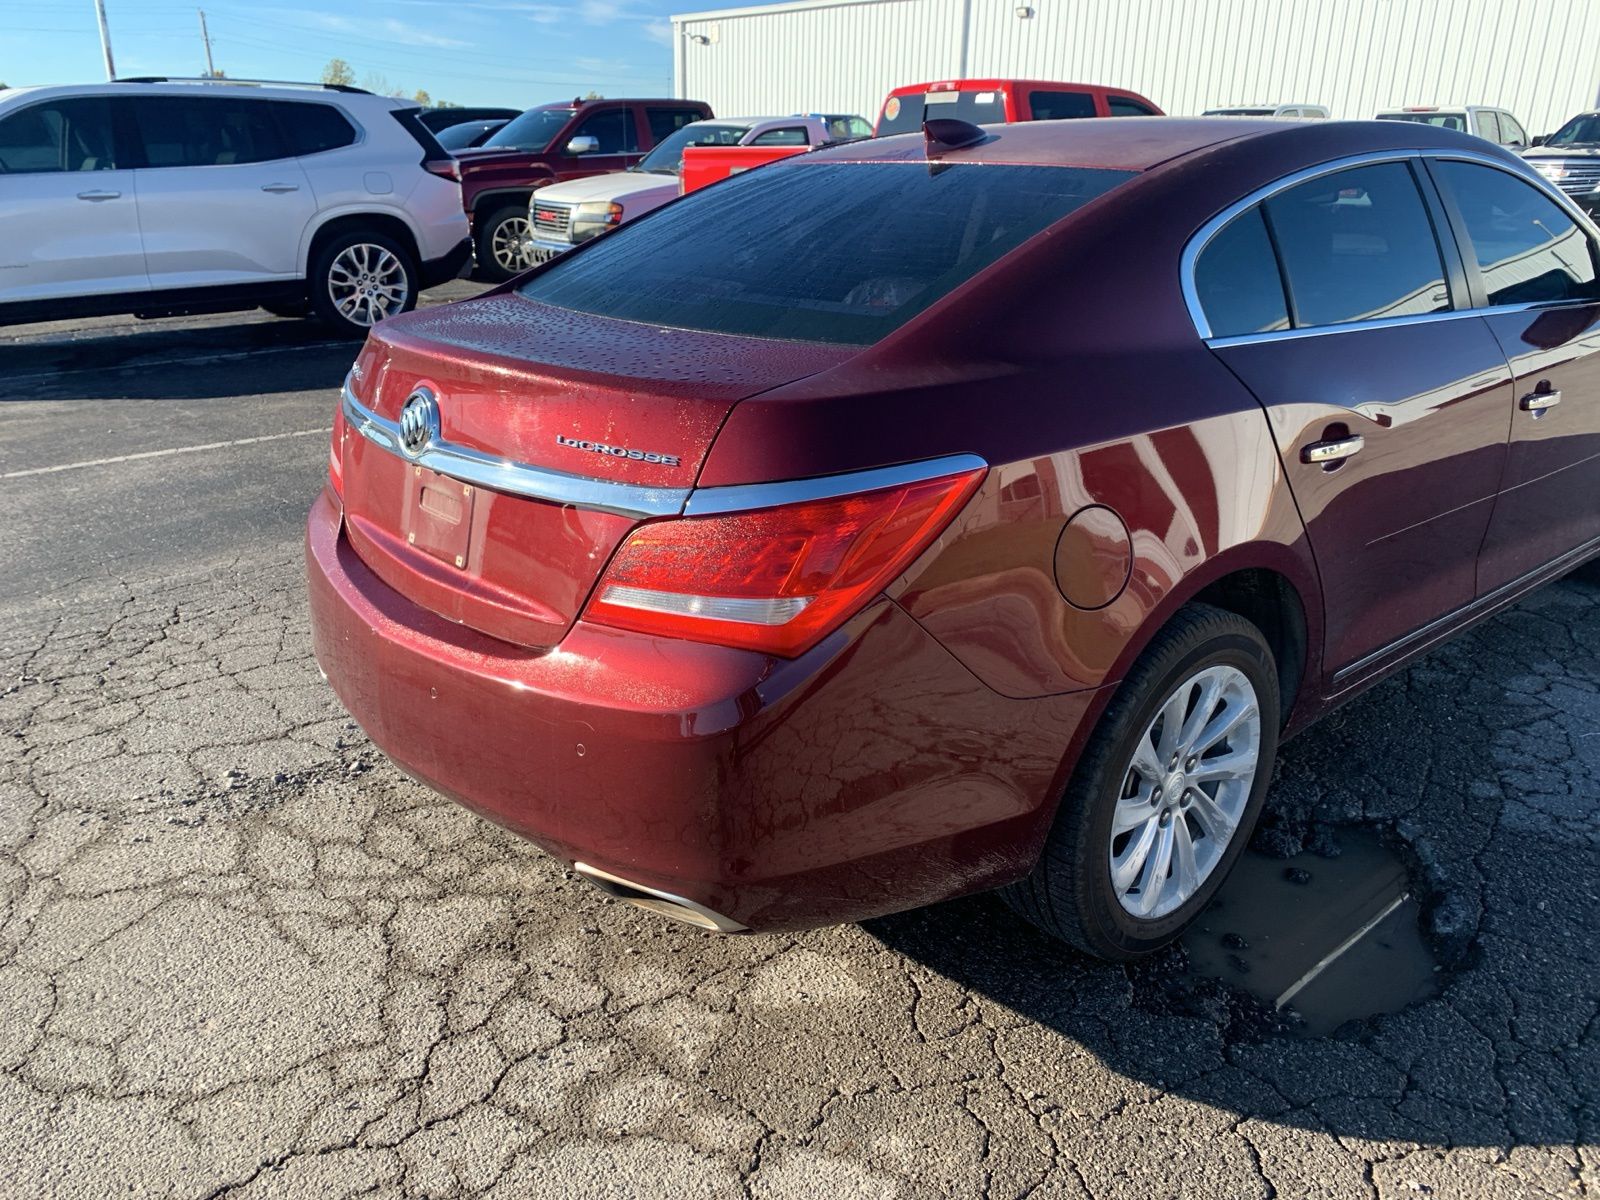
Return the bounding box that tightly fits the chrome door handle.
[1521,388,1562,413]
[76,189,121,201]
[260,183,300,193]
[1301,435,1364,465]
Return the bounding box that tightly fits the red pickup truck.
[876,79,1162,135]
[454,96,713,280]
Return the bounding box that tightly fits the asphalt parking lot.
[2,285,1597,1199]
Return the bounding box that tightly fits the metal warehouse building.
[670,0,1600,137]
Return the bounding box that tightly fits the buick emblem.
[398,388,439,458]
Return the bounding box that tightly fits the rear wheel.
[475,204,535,281]
[309,231,417,338]
[1003,604,1280,961]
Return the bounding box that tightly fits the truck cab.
[875,78,1162,136]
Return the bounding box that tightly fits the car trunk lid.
[339,292,850,648]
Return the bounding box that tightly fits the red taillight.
[583,466,985,657]
[423,157,460,181]
[329,407,346,499]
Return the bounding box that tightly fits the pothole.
[1181,828,1442,1037]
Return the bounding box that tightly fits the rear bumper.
[420,237,472,289]
[305,488,1100,931]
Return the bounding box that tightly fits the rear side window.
[519,162,1132,344]
[0,98,117,172]
[1263,161,1449,327]
[1108,97,1158,117]
[646,106,700,144]
[273,101,357,155]
[1031,90,1096,120]
[749,126,809,146]
[1478,111,1502,144]
[1194,207,1290,337]
[1434,160,1600,305]
[131,97,288,167]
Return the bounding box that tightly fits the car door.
[1192,158,1514,680]
[0,95,146,303]
[557,108,639,181]
[126,94,316,288]
[1428,157,1600,586]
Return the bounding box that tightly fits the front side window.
[1108,97,1157,117]
[1194,206,1290,337]
[1030,90,1096,120]
[519,162,1132,344]
[1478,111,1503,144]
[569,109,634,154]
[750,126,809,146]
[1500,114,1528,146]
[1434,160,1600,305]
[484,107,576,151]
[131,97,288,167]
[273,101,357,156]
[0,98,117,173]
[1264,161,1449,327]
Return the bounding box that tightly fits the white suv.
[0,78,470,335]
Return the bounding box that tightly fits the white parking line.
[0,428,328,480]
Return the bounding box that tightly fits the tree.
[413,89,432,106]
[321,58,355,88]
[583,90,603,100]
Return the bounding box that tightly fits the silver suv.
[0,77,470,335]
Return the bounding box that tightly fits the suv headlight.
[572,201,624,242]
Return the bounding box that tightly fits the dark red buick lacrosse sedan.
[308,116,1600,959]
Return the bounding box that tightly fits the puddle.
[1182,828,1441,1036]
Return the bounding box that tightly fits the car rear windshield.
[517,161,1133,345]
[484,107,576,151]
[878,89,1007,135]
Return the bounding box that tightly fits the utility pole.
[93,0,116,80]
[197,8,217,77]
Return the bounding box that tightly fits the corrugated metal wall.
[674,0,1600,135]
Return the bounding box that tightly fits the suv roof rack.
[112,76,372,95]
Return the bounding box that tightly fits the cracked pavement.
[1,295,1596,1198]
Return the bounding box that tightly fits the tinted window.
[1265,162,1449,327]
[878,90,1006,135]
[0,98,117,172]
[1195,207,1290,337]
[435,120,501,150]
[132,97,287,167]
[1434,161,1600,305]
[750,126,809,146]
[646,106,700,144]
[570,109,634,153]
[1108,97,1157,117]
[519,162,1132,344]
[1031,90,1096,120]
[485,107,575,151]
[274,101,357,155]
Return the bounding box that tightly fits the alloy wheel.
[1109,664,1262,920]
[490,216,535,274]
[327,243,410,327]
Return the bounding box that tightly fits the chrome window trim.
[683,453,989,517]
[340,379,690,519]
[342,377,989,521]
[1181,146,1600,345]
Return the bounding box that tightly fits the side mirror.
[566,136,600,156]
[1533,134,1550,146]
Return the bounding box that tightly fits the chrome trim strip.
[1180,146,1600,346]
[684,453,989,516]
[340,380,691,519]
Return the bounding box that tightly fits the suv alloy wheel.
[310,230,418,337]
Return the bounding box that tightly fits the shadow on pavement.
[868,564,1600,1150]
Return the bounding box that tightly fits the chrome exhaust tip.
[574,862,747,933]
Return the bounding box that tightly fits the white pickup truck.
[524,115,834,262]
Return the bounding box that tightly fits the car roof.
[0,81,404,107]
[886,78,1138,96]
[806,116,1497,173]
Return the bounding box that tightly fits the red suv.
[875,78,1162,135]
[310,117,1600,959]
[454,97,712,280]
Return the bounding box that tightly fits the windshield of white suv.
[483,108,576,151]
[1548,115,1600,147]
[518,161,1133,345]
[1377,112,1467,131]
[637,122,753,173]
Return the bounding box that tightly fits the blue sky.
[3,0,686,106]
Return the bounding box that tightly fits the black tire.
[474,204,534,282]
[308,230,418,339]
[1002,603,1281,961]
